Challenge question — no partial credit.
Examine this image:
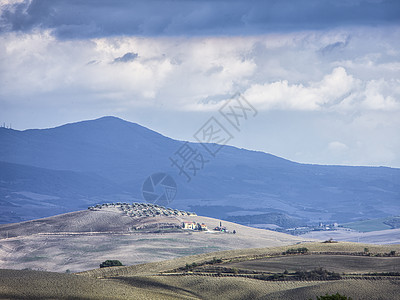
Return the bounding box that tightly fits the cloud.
[319,36,350,55]
[328,141,348,152]
[113,52,138,63]
[362,79,400,110]
[1,29,399,114]
[1,0,400,38]
[242,67,400,112]
[243,67,357,111]
[0,26,399,167]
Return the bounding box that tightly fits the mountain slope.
[0,116,399,224]
[0,160,126,223]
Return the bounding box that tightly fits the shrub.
[283,247,309,255]
[295,268,341,280]
[210,257,222,264]
[100,260,123,268]
[183,262,198,271]
[322,238,338,243]
[313,292,353,300]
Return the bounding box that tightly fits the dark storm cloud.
[1,0,400,38]
[113,52,138,63]
[319,37,351,55]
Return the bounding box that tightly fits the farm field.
[2,242,400,299]
[223,254,400,274]
[299,228,400,244]
[342,218,393,232]
[0,269,192,300]
[1,207,400,299]
[77,241,400,279]
[341,216,400,232]
[3,268,400,300]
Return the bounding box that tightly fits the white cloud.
[1,29,399,113]
[0,27,399,167]
[243,67,358,111]
[328,141,348,152]
[242,67,400,113]
[362,79,400,110]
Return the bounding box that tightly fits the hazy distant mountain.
[0,116,399,224]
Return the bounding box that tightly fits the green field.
[342,218,392,232]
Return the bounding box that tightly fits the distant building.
[213,226,227,232]
[182,221,197,230]
[199,223,208,231]
[182,221,208,231]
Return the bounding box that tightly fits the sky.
[1,0,400,167]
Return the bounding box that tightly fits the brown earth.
[2,242,400,299]
[223,254,400,274]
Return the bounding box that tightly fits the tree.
[313,293,353,300]
[100,260,123,268]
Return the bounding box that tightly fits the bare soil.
[223,254,400,274]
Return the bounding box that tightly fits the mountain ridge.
[0,116,399,225]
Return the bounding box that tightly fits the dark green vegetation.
[283,247,309,254]
[189,266,341,281]
[100,260,123,268]
[342,216,400,232]
[313,293,353,300]
[323,238,338,243]
[292,268,341,281]
[179,257,223,272]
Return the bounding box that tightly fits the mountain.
[0,161,123,223]
[0,116,399,224]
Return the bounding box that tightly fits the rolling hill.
[3,242,398,300]
[0,206,305,272]
[0,116,399,225]
[0,205,399,299]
